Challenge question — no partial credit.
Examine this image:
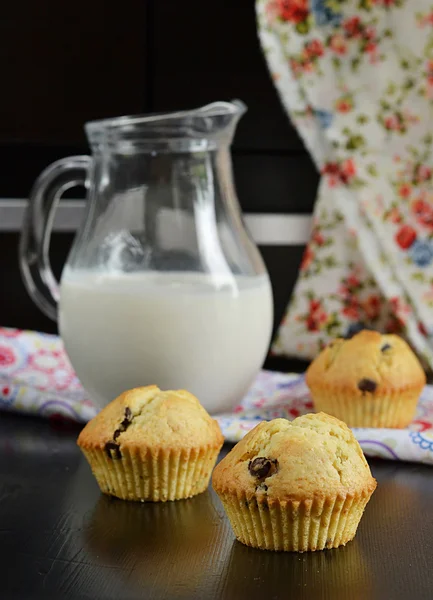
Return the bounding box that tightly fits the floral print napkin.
[2,327,433,464]
[257,0,433,366]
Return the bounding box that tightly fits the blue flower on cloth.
[409,239,433,268]
[310,0,342,27]
[410,430,433,452]
[314,108,333,129]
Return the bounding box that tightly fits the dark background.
[1,0,318,368]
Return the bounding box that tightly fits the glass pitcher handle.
[19,156,92,321]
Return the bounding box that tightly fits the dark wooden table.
[1,412,433,600]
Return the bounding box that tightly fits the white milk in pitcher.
[59,270,273,412]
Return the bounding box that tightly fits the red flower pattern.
[340,159,356,183]
[275,0,308,23]
[322,159,357,186]
[342,299,361,320]
[0,329,20,338]
[305,299,328,332]
[398,183,412,198]
[343,16,363,38]
[388,207,403,223]
[306,39,324,58]
[300,246,314,271]
[312,230,325,246]
[329,34,347,55]
[347,274,360,287]
[385,317,404,334]
[0,346,15,367]
[412,199,433,229]
[259,0,433,363]
[385,115,402,131]
[390,296,411,316]
[395,225,417,249]
[415,165,432,182]
[335,98,352,113]
[363,295,381,319]
[419,322,428,336]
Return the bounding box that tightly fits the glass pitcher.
[19,101,273,413]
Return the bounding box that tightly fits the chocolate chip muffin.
[306,330,426,428]
[212,413,376,552]
[78,385,224,501]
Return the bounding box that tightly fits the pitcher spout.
[194,100,247,143]
[85,100,247,151]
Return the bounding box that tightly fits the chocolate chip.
[381,344,391,352]
[358,378,377,393]
[120,407,132,429]
[112,407,133,441]
[105,442,121,460]
[248,457,278,479]
[249,457,271,478]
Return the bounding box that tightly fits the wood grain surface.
[1,412,433,600]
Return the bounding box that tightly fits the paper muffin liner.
[310,387,422,428]
[81,444,220,502]
[217,489,373,552]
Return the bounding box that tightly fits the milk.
[59,270,273,413]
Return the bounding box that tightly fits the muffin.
[212,413,376,552]
[306,330,426,428]
[78,385,224,501]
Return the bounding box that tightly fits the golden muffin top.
[212,412,376,502]
[306,330,426,394]
[78,385,224,455]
